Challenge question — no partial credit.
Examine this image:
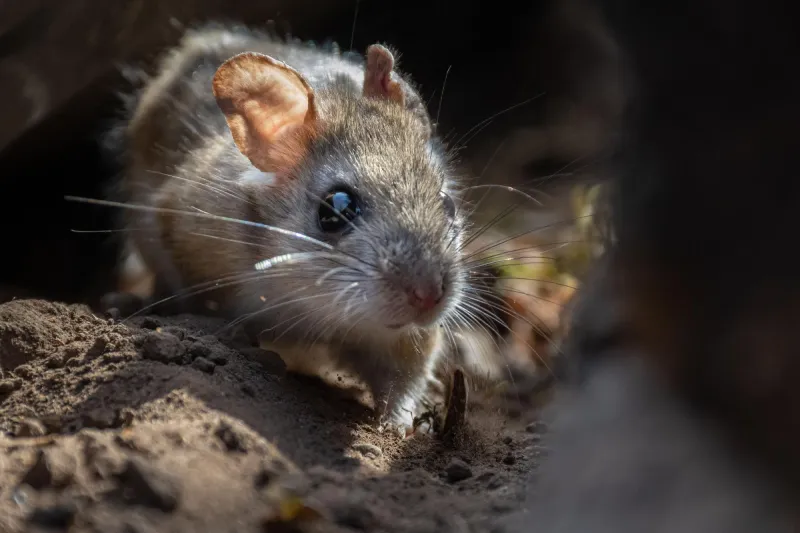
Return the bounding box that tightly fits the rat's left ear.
[362,44,406,106]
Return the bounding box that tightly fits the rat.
[507,0,800,530]
[103,24,466,432]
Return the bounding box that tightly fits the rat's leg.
[99,242,153,317]
[344,330,446,435]
[118,241,156,300]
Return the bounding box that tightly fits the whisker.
[453,93,546,149]
[454,200,522,252]
[460,214,592,257]
[468,283,570,307]
[145,169,249,204]
[64,196,335,251]
[461,183,544,207]
[456,298,554,375]
[349,0,360,51]
[221,289,340,335]
[436,64,452,127]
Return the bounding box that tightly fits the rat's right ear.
[212,52,317,173]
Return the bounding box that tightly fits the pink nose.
[407,286,443,312]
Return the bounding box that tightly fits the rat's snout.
[407,284,444,312]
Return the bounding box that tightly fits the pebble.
[86,336,109,359]
[187,342,211,360]
[191,356,216,374]
[115,458,179,512]
[141,331,185,364]
[525,420,547,434]
[13,364,34,379]
[209,353,228,366]
[352,442,382,459]
[444,458,473,483]
[83,409,118,430]
[0,378,23,396]
[502,453,517,465]
[333,502,376,530]
[140,317,162,330]
[46,354,68,368]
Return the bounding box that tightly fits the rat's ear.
[362,44,406,106]
[212,52,317,172]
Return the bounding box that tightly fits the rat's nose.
[407,285,444,312]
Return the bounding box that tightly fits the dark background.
[0,0,613,306]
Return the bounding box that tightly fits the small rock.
[83,409,117,430]
[86,337,108,359]
[115,458,179,512]
[140,317,161,330]
[28,503,76,529]
[187,342,211,359]
[119,409,136,427]
[476,472,495,484]
[141,331,185,364]
[162,327,186,341]
[525,420,547,434]
[45,355,66,369]
[488,476,505,490]
[191,356,216,374]
[15,418,47,438]
[0,378,23,396]
[209,353,228,366]
[215,421,246,452]
[20,450,53,490]
[352,442,382,460]
[333,456,361,469]
[502,453,516,465]
[490,500,515,513]
[65,357,83,368]
[333,502,376,530]
[444,458,472,483]
[502,436,513,445]
[39,414,64,434]
[13,364,34,379]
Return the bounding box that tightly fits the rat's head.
[212,44,466,337]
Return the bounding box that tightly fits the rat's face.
[282,94,466,337]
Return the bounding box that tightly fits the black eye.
[440,191,456,219]
[319,188,362,232]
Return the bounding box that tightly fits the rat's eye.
[440,191,456,219]
[319,188,362,232]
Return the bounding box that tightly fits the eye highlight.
[318,188,362,232]
[440,191,456,219]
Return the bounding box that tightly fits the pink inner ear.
[363,44,404,104]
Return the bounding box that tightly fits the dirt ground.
[0,299,545,533]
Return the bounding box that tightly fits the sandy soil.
[0,299,545,533]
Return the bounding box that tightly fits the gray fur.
[110,24,466,427]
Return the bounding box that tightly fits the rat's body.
[108,25,465,429]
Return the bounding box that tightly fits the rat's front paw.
[372,405,414,439]
[376,417,412,439]
[99,291,146,318]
